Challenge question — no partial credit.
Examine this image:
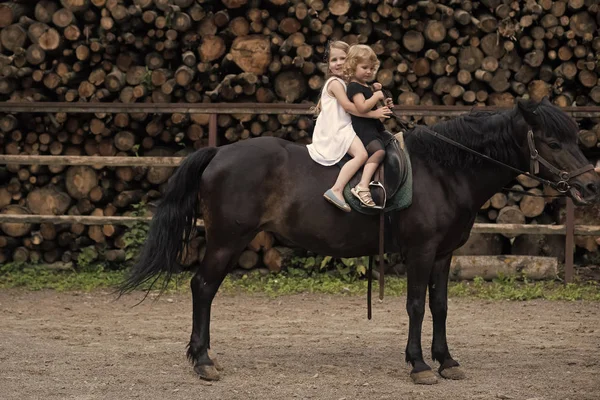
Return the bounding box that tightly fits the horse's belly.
[262,209,379,258]
[280,232,378,258]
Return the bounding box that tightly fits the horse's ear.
[517,98,541,127]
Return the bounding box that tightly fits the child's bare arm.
[329,81,390,119]
[328,80,363,116]
[351,91,384,113]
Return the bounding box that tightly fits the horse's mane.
[404,101,578,169]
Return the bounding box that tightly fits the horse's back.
[203,136,330,182]
[200,136,324,214]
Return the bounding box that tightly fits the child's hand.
[373,82,382,91]
[374,106,393,119]
[384,97,394,108]
[374,90,385,101]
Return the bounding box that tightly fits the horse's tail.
[118,147,219,295]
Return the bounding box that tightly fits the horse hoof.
[410,370,438,385]
[194,364,220,381]
[211,357,223,372]
[208,351,223,371]
[439,366,465,380]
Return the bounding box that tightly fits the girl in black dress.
[343,44,391,207]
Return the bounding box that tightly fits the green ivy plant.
[141,67,154,91]
[286,253,371,282]
[120,201,150,263]
[76,246,101,271]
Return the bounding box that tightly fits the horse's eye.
[548,142,561,150]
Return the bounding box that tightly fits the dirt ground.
[0,290,599,400]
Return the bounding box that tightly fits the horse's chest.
[440,213,477,252]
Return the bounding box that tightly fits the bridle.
[525,130,594,193]
[420,126,594,194]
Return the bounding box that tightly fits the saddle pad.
[340,133,413,215]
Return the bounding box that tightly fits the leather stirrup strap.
[367,255,373,320]
[379,210,385,300]
[367,168,386,320]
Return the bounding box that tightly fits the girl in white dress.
[307,41,392,212]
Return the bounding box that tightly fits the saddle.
[346,130,409,209]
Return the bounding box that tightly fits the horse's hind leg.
[429,254,465,380]
[186,235,254,381]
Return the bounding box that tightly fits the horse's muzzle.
[570,181,600,205]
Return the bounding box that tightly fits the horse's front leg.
[429,253,465,380]
[405,247,438,385]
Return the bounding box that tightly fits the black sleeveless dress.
[346,82,385,146]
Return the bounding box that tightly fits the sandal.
[351,185,376,207]
[323,189,351,212]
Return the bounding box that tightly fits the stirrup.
[369,180,386,209]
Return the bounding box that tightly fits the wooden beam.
[0,102,313,114]
[0,155,185,167]
[0,215,150,225]
[471,223,600,236]
[208,113,217,147]
[0,214,597,236]
[0,102,598,117]
[0,214,205,227]
[565,198,575,284]
[2,155,600,170]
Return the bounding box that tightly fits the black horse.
[120,98,600,384]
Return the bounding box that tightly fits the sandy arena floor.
[1,289,599,400]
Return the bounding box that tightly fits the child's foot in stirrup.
[351,185,376,207]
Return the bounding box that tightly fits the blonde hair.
[342,44,380,83]
[312,41,350,116]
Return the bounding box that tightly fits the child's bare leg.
[358,158,382,188]
[329,136,367,200]
[358,140,386,188]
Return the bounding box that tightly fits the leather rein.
[419,127,594,194]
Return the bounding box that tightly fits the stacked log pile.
[0,0,599,268]
[482,174,552,230]
[0,1,599,138]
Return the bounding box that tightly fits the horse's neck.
[410,114,530,211]
[466,167,519,210]
[458,119,529,210]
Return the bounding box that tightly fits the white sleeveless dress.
[307,77,356,166]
